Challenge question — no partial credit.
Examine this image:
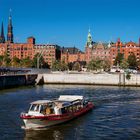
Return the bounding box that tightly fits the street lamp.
[36,49,48,69]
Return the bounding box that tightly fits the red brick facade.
[0,14,61,67]
[61,47,85,64]
[34,44,61,66]
[61,30,140,67]
[1,14,140,67]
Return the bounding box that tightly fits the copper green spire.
[86,28,93,47]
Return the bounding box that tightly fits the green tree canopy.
[32,53,46,68]
[0,55,4,66]
[127,53,137,69]
[2,53,11,67]
[20,57,32,68]
[51,60,61,71]
[102,59,111,71]
[87,59,102,71]
[120,59,129,69]
[114,53,124,66]
[11,56,21,67]
[51,60,68,71]
[72,62,81,71]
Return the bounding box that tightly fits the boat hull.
[21,102,94,130]
[22,117,72,129]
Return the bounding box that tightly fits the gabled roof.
[125,41,138,46]
[61,47,83,54]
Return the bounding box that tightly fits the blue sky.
[0,0,140,50]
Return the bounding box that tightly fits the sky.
[0,0,140,51]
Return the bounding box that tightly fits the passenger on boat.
[46,107,51,115]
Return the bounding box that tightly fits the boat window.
[30,104,40,112]
[61,108,67,114]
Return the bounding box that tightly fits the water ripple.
[0,85,140,139]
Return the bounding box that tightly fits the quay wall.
[43,73,140,86]
[0,74,37,89]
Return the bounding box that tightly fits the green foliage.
[120,59,129,69]
[61,60,68,71]
[87,59,103,71]
[126,72,131,80]
[11,56,21,67]
[2,54,11,67]
[127,53,137,69]
[20,57,32,68]
[0,55,4,66]
[114,53,124,66]
[137,60,140,70]
[32,53,49,68]
[51,60,61,71]
[0,53,50,68]
[102,59,111,71]
[72,62,81,71]
[52,60,68,71]
[68,62,73,70]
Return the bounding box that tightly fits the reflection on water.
[24,110,90,140]
[1,85,140,139]
[25,127,64,140]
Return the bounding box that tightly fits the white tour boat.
[20,95,94,130]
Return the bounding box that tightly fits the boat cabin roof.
[54,100,71,108]
[30,100,53,105]
[58,95,83,102]
[30,95,84,108]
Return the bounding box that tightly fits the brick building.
[108,38,140,65]
[61,47,85,63]
[84,30,140,66]
[1,12,140,68]
[0,13,61,67]
[34,44,61,66]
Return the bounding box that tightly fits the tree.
[120,59,129,69]
[51,60,68,71]
[51,60,61,71]
[114,53,124,66]
[11,56,21,67]
[87,59,102,71]
[32,53,45,68]
[102,59,111,71]
[68,62,73,70]
[72,62,81,71]
[87,59,97,71]
[127,53,137,69]
[60,60,68,71]
[0,55,4,66]
[137,60,140,70]
[20,57,32,68]
[3,54,11,67]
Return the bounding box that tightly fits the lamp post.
[36,49,48,69]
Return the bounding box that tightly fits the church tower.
[85,28,94,63]
[86,28,93,47]
[0,22,5,43]
[7,10,13,43]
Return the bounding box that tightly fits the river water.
[0,85,140,140]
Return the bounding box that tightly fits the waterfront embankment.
[43,72,140,86]
[0,74,37,89]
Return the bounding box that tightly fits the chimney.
[27,36,35,44]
